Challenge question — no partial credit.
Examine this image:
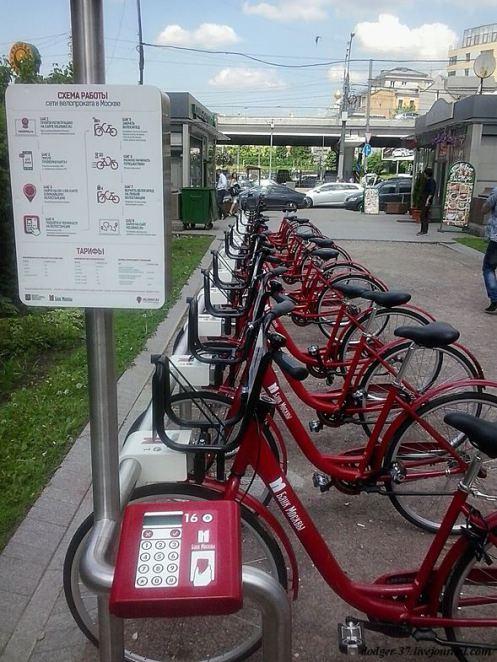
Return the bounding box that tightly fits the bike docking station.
[3,2,292,660]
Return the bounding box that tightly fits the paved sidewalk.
[1,209,495,661]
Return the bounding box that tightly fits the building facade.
[448,24,497,80]
[359,67,433,118]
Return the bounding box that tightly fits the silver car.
[304,182,363,208]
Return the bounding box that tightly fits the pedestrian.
[416,167,436,236]
[216,169,228,218]
[481,186,497,314]
[228,172,241,217]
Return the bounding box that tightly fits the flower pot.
[410,208,421,223]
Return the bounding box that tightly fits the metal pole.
[136,0,144,85]
[363,59,373,174]
[269,120,274,179]
[337,33,354,180]
[242,567,292,661]
[70,2,123,660]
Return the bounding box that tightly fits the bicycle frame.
[223,414,497,629]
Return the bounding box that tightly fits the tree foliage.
[0,54,73,313]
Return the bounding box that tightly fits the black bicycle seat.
[296,229,316,240]
[361,291,411,308]
[311,248,339,260]
[444,413,497,459]
[310,237,334,248]
[333,283,366,299]
[394,321,459,348]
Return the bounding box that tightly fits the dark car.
[344,177,412,211]
[239,183,308,211]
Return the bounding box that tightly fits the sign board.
[382,147,414,161]
[362,143,372,157]
[364,187,379,215]
[442,161,475,228]
[6,84,165,308]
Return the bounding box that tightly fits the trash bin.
[180,187,218,230]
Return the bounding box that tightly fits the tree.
[365,150,386,176]
[325,149,337,170]
[0,53,73,312]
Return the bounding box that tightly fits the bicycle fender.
[426,511,497,615]
[203,477,299,599]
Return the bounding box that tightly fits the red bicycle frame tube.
[226,416,497,628]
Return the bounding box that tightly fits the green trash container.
[180,187,218,230]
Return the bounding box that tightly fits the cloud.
[355,14,456,59]
[328,64,365,84]
[156,23,240,48]
[208,67,287,90]
[242,0,329,22]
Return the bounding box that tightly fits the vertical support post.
[236,144,240,175]
[70,1,123,660]
[136,0,144,85]
[269,119,274,179]
[182,123,190,187]
[337,33,355,180]
[363,59,373,174]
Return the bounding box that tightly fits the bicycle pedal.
[308,419,322,433]
[338,617,366,655]
[312,472,332,492]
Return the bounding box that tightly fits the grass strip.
[0,234,213,549]
[456,236,488,254]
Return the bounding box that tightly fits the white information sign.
[6,84,165,308]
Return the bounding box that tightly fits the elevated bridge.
[216,115,415,147]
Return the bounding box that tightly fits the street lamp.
[269,119,275,179]
[337,32,355,180]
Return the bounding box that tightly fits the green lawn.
[456,236,488,253]
[0,234,213,549]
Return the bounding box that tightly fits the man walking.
[416,167,436,236]
[216,169,228,219]
[482,186,497,314]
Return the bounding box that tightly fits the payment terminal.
[110,501,242,618]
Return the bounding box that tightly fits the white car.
[304,182,363,208]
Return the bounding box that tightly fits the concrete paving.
[1,208,496,662]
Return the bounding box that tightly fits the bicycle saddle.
[310,248,339,260]
[296,229,316,240]
[361,291,411,308]
[394,321,459,348]
[444,413,497,459]
[310,237,335,248]
[333,283,366,299]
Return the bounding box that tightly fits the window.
[409,100,415,109]
[399,183,412,193]
[465,69,469,76]
[474,35,480,45]
[493,32,497,42]
[466,52,471,61]
[448,71,456,76]
[449,56,457,65]
[483,34,489,43]
[398,99,404,108]
[380,184,396,194]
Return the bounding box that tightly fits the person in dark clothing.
[417,167,436,236]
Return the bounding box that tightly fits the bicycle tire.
[316,273,387,339]
[336,307,431,365]
[383,391,497,533]
[357,341,481,437]
[442,540,497,661]
[63,483,288,662]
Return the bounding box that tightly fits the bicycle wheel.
[316,273,387,339]
[383,391,497,533]
[64,483,288,662]
[336,307,431,365]
[358,341,481,436]
[166,390,285,505]
[443,540,497,661]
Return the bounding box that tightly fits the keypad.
[135,527,182,589]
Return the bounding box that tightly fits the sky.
[0,0,496,117]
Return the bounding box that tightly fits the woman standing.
[228,172,241,217]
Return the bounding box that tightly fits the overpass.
[216,115,415,147]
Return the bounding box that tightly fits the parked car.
[344,177,412,211]
[239,183,308,210]
[297,174,318,188]
[305,182,363,208]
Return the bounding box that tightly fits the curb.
[0,231,221,662]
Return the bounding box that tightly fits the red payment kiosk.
[110,501,242,618]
